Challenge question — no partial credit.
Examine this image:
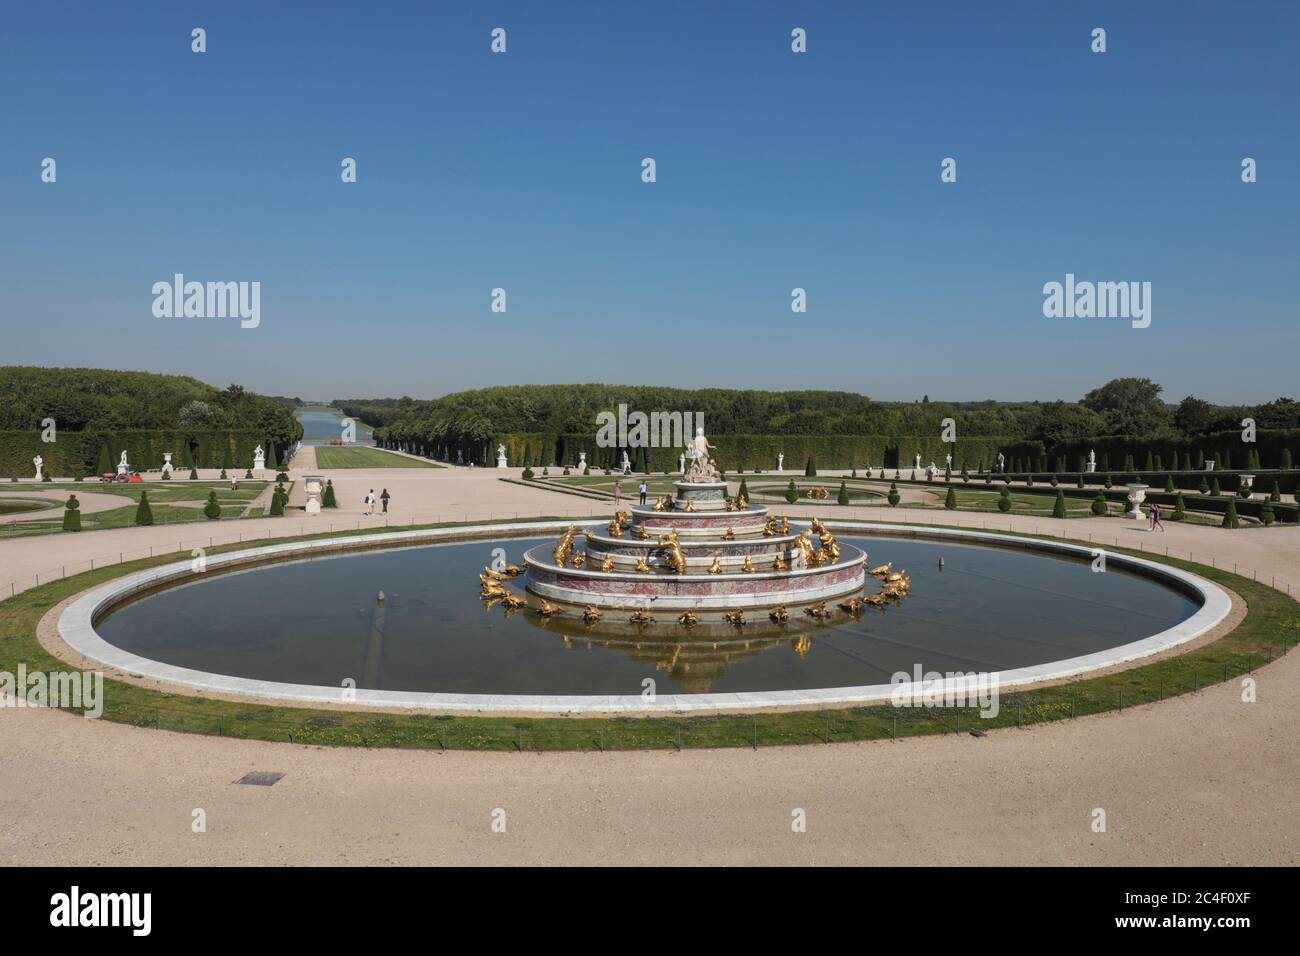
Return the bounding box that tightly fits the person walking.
[381,488,390,514]
[638,480,647,506]
[365,489,375,515]
[614,479,622,509]
[1150,502,1165,532]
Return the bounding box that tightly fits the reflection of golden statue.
[790,634,812,658]
[707,556,722,574]
[553,526,578,567]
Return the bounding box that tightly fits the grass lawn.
[0,481,281,538]
[0,518,1293,751]
[314,446,440,469]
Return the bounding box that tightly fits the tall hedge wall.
[0,430,286,478]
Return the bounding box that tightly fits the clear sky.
[2,0,1296,404]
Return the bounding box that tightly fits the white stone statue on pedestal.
[1086,449,1096,473]
[621,451,632,474]
[684,427,722,483]
[914,453,922,470]
[997,453,1005,472]
[577,450,587,471]
[117,450,129,477]
[944,453,952,472]
[778,453,784,472]
[497,444,508,469]
[161,452,174,477]
[679,452,686,473]
[33,455,43,481]
[253,444,266,475]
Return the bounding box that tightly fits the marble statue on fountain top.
[683,426,722,483]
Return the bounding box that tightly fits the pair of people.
[1148,503,1165,532]
[363,488,391,515]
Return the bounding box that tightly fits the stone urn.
[304,474,324,514]
[1125,482,1149,519]
[1238,474,1255,498]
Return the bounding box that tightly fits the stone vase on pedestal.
[304,475,324,515]
[1125,483,1149,519]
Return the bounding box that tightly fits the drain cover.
[235,771,284,787]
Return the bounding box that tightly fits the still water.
[97,536,1198,696]
[295,407,373,443]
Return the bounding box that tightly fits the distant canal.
[295,406,374,445]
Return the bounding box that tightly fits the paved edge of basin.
[57,519,1234,715]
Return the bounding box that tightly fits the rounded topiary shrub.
[838,481,850,506]
[203,490,221,520]
[785,479,799,504]
[245,469,253,479]
[522,466,535,480]
[135,490,154,526]
[161,470,171,481]
[1091,491,1108,516]
[219,469,228,480]
[997,488,1012,512]
[1260,501,1274,526]
[887,482,900,507]
[269,489,285,517]
[62,495,81,532]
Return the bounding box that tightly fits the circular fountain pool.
[66,524,1228,711]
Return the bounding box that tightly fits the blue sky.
[2,0,1296,403]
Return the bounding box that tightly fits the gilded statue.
[553,526,578,567]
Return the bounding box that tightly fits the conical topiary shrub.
[1198,476,1210,494]
[322,479,338,508]
[189,467,198,480]
[838,481,850,506]
[1269,481,1280,502]
[135,490,154,526]
[1211,477,1221,496]
[805,457,816,477]
[944,486,957,510]
[245,469,253,479]
[269,488,285,516]
[62,495,81,532]
[1052,489,1067,519]
[887,481,900,507]
[1091,491,1108,516]
[203,490,221,520]
[1221,497,1239,529]
[1171,492,1186,521]
[738,478,751,501]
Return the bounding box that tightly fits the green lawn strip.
[0,520,1293,751]
[313,446,439,469]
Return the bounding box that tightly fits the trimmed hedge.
[0,429,294,479]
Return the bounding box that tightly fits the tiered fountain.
[523,428,867,618]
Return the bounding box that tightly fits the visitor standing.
[614,479,622,508]
[365,489,375,515]
[638,480,647,506]
[381,488,390,514]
